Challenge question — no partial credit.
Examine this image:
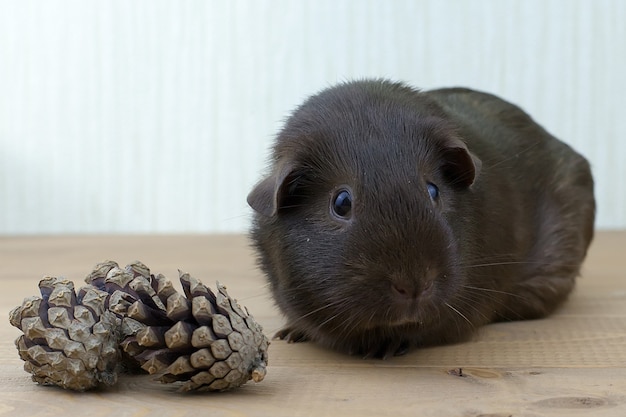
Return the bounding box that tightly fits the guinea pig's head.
[248,80,481,355]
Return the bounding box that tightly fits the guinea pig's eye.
[331,189,353,219]
[427,182,439,201]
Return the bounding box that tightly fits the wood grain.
[1,232,625,416]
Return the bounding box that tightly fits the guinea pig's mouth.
[340,273,441,330]
[352,303,424,329]
[385,294,443,328]
[386,309,423,327]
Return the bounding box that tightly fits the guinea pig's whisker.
[454,254,518,267]
[366,307,378,329]
[278,204,307,210]
[464,261,531,268]
[301,300,345,318]
[316,312,343,330]
[333,303,367,336]
[484,140,542,169]
[452,296,491,323]
[444,302,472,327]
[326,300,363,335]
[459,287,528,321]
[461,285,521,298]
[280,302,343,332]
[238,290,271,302]
[463,260,582,269]
[384,304,393,323]
[328,313,351,336]
[461,285,523,305]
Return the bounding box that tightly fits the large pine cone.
[86,261,269,392]
[9,277,120,391]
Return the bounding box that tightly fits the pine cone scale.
[189,348,215,368]
[22,316,48,341]
[164,322,194,350]
[191,296,217,324]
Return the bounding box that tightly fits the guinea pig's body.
[248,80,595,358]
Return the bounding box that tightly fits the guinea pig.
[247,79,595,358]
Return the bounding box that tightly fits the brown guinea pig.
[247,79,595,358]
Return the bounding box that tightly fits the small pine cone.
[9,277,121,391]
[86,261,269,392]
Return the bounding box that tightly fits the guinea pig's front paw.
[357,338,411,360]
[274,326,310,343]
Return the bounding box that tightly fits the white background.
[1,0,624,234]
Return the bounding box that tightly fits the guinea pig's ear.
[440,137,482,188]
[247,162,297,217]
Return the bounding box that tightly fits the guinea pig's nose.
[391,283,417,300]
[391,276,435,301]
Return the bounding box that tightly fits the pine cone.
[86,261,269,392]
[9,277,121,391]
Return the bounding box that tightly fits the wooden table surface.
[0,232,625,417]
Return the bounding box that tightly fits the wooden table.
[1,232,625,416]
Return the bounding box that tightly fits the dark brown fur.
[247,80,595,358]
